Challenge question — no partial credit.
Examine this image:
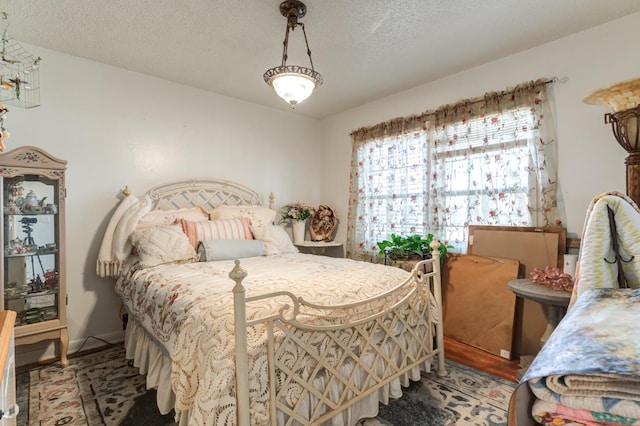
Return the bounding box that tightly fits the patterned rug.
[16,345,515,425]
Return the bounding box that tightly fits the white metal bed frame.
[120,177,447,425]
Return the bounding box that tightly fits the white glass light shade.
[271,72,317,106]
[264,64,322,107]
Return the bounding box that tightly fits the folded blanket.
[515,288,640,421]
[96,194,153,277]
[97,194,140,277]
[546,373,640,400]
[508,192,640,426]
[530,376,640,419]
[532,398,640,426]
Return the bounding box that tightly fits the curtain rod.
[350,77,558,136]
[432,77,557,111]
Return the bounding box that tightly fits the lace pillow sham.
[130,224,198,268]
[251,223,298,255]
[210,205,277,238]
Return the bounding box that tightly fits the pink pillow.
[180,218,253,249]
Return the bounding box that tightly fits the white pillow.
[130,224,198,268]
[211,205,277,238]
[252,223,298,255]
[136,206,209,230]
[197,239,265,262]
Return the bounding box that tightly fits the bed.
[96,178,447,426]
[508,192,640,426]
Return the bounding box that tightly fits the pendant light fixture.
[263,0,322,107]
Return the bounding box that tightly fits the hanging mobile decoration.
[0,12,41,109]
[0,12,41,152]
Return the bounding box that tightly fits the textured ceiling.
[2,0,640,118]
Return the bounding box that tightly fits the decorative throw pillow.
[180,218,253,250]
[211,205,277,239]
[129,224,198,268]
[197,239,265,262]
[253,223,298,255]
[136,206,209,230]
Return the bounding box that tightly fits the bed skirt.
[124,318,435,425]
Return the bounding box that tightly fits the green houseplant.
[376,233,451,265]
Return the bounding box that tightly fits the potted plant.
[376,233,451,265]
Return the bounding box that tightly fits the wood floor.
[444,335,520,383]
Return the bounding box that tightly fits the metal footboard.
[231,251,446,426]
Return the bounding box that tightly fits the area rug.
[16,345,515,425]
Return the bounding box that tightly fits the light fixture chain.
[281,24,291,66]
[300,23,315,71]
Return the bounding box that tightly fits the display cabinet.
[0,310,17,425]
[0,146,67,367]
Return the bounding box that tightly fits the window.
[346,80,559,261]
[432,107,535,251]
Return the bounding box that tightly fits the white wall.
[9,11,640,365]
[8,45,322,365]
[320,11,640,245]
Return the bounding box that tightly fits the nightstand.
[294,241,343,257]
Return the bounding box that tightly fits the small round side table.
[507,278,571,346]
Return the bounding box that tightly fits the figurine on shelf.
[30,274,45,292]
[23,190,46,212]
[5,181,24,213]
[44,270,58,287]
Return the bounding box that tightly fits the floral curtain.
[346,79,560,261]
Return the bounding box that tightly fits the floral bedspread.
[115,253,418,425]
[511,288,640,425]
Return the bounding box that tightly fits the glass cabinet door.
[3,175,60,327]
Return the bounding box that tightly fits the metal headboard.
[139,178,273,211]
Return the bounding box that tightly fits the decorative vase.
[292,220,306,244]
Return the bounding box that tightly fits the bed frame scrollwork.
[126,177,275,211]
[230,246,446,425]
